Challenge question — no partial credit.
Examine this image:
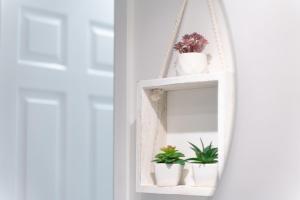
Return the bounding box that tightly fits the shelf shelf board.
[137,72,231,91]
[138,185,215,196]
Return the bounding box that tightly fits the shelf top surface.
[138,185,215,196]
[138,72,231,91]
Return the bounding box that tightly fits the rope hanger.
[159,0,188,78]
[158,0,225,79]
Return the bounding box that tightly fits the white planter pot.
[154,163,183,187]
[177,52,208,75]
[192,163,218,187]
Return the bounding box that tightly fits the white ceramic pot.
[191,163,218,187]
[177,52,208,75]
[154,163,183,187]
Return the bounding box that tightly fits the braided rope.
[159,0,188,78]
[207,0,226,69]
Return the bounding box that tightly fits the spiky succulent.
[153,145,185,165]
[187,139,218,164]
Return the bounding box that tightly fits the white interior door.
[0,0,114,200]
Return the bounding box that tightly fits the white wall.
[122,0,300,200]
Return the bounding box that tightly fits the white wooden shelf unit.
[136,72,234,196]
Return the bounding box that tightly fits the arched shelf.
[135,0,235,196]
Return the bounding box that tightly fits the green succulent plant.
[152,145,185,165]
[187,139,218,164]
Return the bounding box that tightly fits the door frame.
[114,0,134,200]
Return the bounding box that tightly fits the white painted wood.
[114,1,132,200]
[0,1,114,200]
[139,185,215,196]
[139,72,226,90]
[136,87,167,187]
[136,72,234,196]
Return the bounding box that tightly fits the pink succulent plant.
[174,32,208,54]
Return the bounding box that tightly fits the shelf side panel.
[137,88,167,186]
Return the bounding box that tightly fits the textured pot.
[192,163,218,187]
[177,52,208,75]
[154,163,183,187]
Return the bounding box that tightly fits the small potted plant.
[152,145,185,186]
[186,139,218,187]
[174,32,208,75]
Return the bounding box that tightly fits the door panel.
[18,90,65,200]
[89,96,113,200]
[89,22,114,76]
[19,7,67,70]
[0,0,114,200]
